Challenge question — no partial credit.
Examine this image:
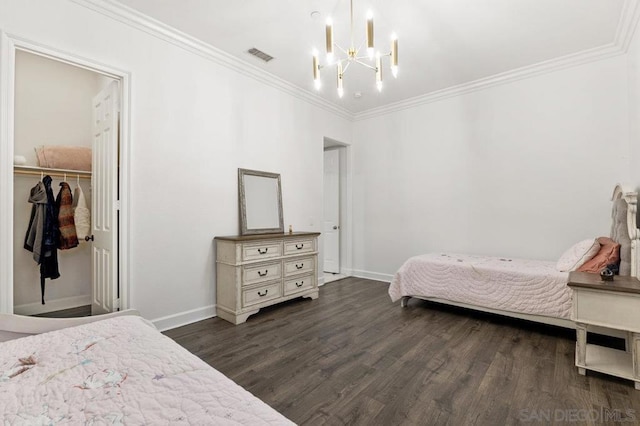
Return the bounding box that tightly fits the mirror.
[238,168,284,235]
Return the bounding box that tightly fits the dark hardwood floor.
[32,304,91,318]
[164,277,640,425]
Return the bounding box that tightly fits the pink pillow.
[577,237,620,273]
[556,239,600,272]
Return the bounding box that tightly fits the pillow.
[556,239,600,272]
[577,237,620,274]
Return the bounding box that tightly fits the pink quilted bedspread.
[0,316,293,425]
[389,253,572,319]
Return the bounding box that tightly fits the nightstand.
[568,271,640,390]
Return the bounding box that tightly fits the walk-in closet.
[12,50,118,316]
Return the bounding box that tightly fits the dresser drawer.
[242,241,282,262]
[242,261,282,286]
[242,282,282,307]
[574,289,640,332]
[283,256,314,277]
[284,274,315,295]
[283,239,314,256]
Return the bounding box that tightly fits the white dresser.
[215,232,320,324]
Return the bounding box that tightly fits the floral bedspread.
[0,316,293,425]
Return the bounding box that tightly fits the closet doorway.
[323,137,351,284]
[0,34,131,316]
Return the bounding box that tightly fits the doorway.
[0,33,131,315]
[323,138,351,284]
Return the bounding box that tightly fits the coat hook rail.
[13,165,92,180]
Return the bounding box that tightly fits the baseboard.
[340,268,353,277]
[351,269,393,283]
[318,275,325,286]
[152,304,216,332]
[14,294,91,316]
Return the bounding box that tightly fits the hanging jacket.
[39,176,60,304]
[24,181,47,262]
[56,182,78,249]
[24,176,60,304]
[73,185,90,240]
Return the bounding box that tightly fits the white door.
[91,81,119,315]
[323,149,340,273]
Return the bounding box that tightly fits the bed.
[0,312,293,424]
[389,184,640,328]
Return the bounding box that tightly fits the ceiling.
[112,0,625,113]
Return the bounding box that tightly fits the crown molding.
[355,0,640,121]
[615,0,640,53]
[71,0,640,123]
[70,0,354,121]
[353,43,623,121]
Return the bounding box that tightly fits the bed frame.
[0,309,140,342]
[400,183,640,329]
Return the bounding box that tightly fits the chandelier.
[312,0,398,98]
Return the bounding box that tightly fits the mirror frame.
[238,168,284,235]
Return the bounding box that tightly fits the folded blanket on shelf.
[35,146,91,171]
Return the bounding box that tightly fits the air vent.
[247,47,274,63]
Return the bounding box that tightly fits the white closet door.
[91,81,119,315]
[323,149,340,273]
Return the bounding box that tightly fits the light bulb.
[326,17,334,58]
[366,10,374,59]
[375,52,382,92]
[390,33,398,78]
[337,62,343,98]
[312,51,321,90]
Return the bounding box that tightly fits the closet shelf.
[13,165,92,180]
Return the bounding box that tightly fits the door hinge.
[115,200,121,210]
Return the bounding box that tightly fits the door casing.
[0,31,131,314]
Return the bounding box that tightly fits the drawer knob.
[295,244,304,250]
[258,248,269,254]
[258,289,269,297]
[295,263,304,269]
[296,281,304,288]
[258,270,268,277]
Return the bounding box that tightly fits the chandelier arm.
[334,44,349,55]
[342,61,352,74]
[353,60,377,71]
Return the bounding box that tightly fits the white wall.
[13,50,99,312]
[0,0,351,325]
[352,56,630,280]
[628,23,640,189]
